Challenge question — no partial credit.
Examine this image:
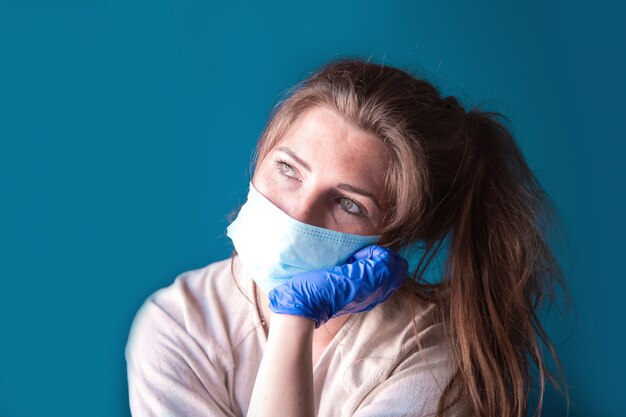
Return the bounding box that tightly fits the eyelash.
[274,158,299,180]
[272,158,366,218]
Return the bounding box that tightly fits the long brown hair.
[244,57,570,417]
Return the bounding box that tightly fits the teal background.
[0,1,623,416]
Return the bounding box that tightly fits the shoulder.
[125,256,255,416]
[125,255,257,369]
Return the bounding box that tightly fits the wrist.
[269,312,316,332]
[268,292,324,328]
[268,313,316,344]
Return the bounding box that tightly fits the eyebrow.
[275,146,382,211]
[275,146,311,172]
[337,184,382,211]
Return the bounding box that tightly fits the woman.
[125,58,568,417]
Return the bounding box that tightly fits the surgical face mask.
[226,182,381,295]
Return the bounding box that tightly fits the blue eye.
[339,196,364,217]
[275,159,298,179]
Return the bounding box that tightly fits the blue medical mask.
[226,182,381,295]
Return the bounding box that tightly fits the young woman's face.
[252,106,392,236]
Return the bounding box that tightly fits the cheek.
[252,158,276,192]
[254,157,298,191]
[252,163,291,211]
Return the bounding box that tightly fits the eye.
[338,196,364,217]
[274,159,298,180]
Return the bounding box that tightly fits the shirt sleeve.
[125,297,238,417]
[351,342,470,417]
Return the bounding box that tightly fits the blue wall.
[1,1,623,416]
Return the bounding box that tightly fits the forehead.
[272,106,391,193]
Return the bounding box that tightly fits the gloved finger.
[347,245,409,277]
[347,244,388,262]
[338,246,408,306]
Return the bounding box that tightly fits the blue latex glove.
[267,245,408,328]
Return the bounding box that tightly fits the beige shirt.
[125,256,471,416]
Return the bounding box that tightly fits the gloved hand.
[267,245,408,328]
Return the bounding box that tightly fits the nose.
[283,188,327,228]
[252,179,330,229]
